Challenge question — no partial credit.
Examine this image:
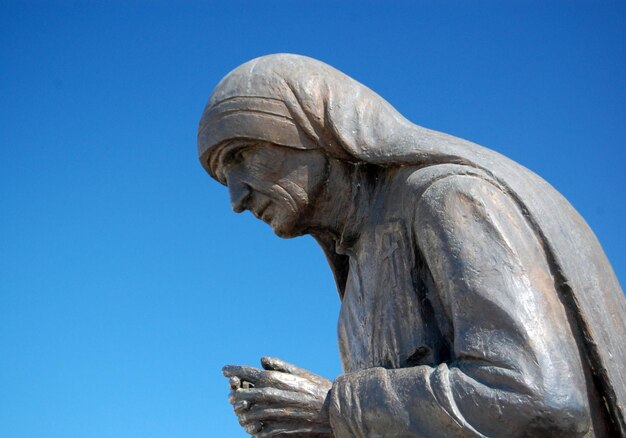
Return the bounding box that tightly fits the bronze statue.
[198,54,626,437]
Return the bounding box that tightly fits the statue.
[198,54,626,437]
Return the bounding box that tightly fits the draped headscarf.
[198,54,625,434]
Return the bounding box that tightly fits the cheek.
[265,195,299,229]
[277,178,310,207]
[268,198,296,223]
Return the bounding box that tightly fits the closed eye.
[222,147,245,169]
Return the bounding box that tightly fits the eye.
[222,147,246,171]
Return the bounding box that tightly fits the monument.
[198,54,625,437]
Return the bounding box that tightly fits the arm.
[328,175,590,437]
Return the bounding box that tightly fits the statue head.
[197,53,506,294]
[197,53,396,239]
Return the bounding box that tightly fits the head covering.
[198,53,497,183]
[198,54,626,434]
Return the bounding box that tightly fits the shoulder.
[396,164,506,214]
[401,164,492,195]
[418,173,500,209]
[409,169,520,232]
[383,165,522,235]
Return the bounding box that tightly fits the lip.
[251,198,272,219]
[260,205,273,222]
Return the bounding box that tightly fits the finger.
[223,365,265,385]
[241,407,322,424]
[260,356,298,373]
[230,387,320,408]
[253,422,332,438]
[260,357,310,375]
[261,357,332,387]
[225,366,317,394]
[243,421,263,435]
[233,400,250,414]
[229,376,241,390]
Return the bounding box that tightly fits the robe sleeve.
[328,174,591,437]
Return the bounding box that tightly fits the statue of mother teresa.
[198,54,625,437]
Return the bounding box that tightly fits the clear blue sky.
[1,1,624,437]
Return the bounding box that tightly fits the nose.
[228,179,251,213]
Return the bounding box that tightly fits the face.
[222,143,328,238]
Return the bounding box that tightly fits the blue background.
[1,1,624,437]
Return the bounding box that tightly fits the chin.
[269,216,304,239]
[271,223,297,239]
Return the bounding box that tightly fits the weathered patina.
[199,54,625,437]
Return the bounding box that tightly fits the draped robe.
[198,53,626,437]
[328,164,610,436]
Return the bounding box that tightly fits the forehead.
[212,141,284,183]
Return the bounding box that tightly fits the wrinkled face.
[222,143,328,238]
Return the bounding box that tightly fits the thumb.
[260,356,331,387]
